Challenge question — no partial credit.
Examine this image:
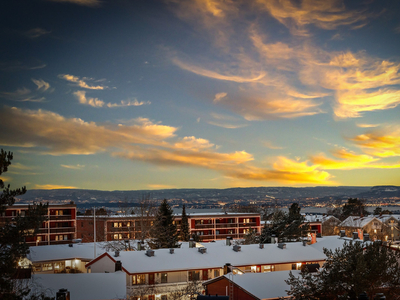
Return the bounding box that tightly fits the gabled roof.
[339,216,381,228]
[204,271,299,300]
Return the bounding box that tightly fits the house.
[1,203,77,246]
[338,215,399,241]
[77,212,261,243]
[84,236,345,300]
[203,271,298,300]
[303,215,341,236]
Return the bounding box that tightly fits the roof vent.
[226,237,232,246]
[233,245,241,252]
[259,244,264,249]
[353,232,358,240]
[146,249,155,257]
[115,251,119,257]
[340,230,345,238]
[278,243,286,249]
[170,248,174,254]
[189,238,195,248]
[302,240,307,247]
[198,247,207,254]
[68,244,73,247]
[72,239,82,243]
[316,232,322,238]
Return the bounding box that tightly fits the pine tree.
[286,241,400,299]
[150,199,179,249]
[259,222,271,243]
[0,150,48,299]
[179,204,190,242]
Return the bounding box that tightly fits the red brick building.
[1,203,77,246]
[77,212,261,242]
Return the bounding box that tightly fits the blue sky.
[0,0,399,190]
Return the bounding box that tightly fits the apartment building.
[77,212,261,243]
[1,203,77,246]
[85,236,345,300]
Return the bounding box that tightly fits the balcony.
[49,215,74,221]
[192,224,215,229]
[239,222,257,227]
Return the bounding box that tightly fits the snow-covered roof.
[218,271,298,299]
[77,212,260,219]
[375,214,400,223]
[90,241,327,274]
[28,242,108,263]
[30,272,126,300]
[308,236,348,254]
[339,216,380,228]
[303,215,339,223]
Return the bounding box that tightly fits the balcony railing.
[49,215,74,221]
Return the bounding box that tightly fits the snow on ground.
[30,272,126,300]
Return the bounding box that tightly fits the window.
[42,263,53,271]
[263,265,275,272]
[213,269,220,278]
[188,270,200,281]
[161,272,167,283]
[161,296,167,300]
[113,222,122,228]
[33,264,41,272]
[114,234,122,240]
[37,236,42,242]
[132,274,145,285]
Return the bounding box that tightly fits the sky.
[0,0,399,191]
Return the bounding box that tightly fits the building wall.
[1,204,77,246]
[206,277,257,300]
[89,255,116,273]
[77,213,262,243]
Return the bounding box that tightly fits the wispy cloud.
[34,184,78,190]
[147,184,176,189]
[46,0,101,7]
[32,79,51,92]
[59,74,106,90]
[0,87,45,102]
[0,106,334,185]
[24,28,51,39]
[106,99,150,108]
[207,112,248,129]
[213,92,227,103]
[349,126,400,158]
[61,164,85,170]
[73,90,105,107]
[257,0,370,36]
[356,123,380,128]
[262,141,285,150]
[73,91,150,108]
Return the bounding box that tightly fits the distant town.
[16,185,400,213]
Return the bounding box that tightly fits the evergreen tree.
[242,227,259,245]
[342,198,369,219]
[268,204,308,242]
[150,199,179,249]
[259,222,272,243]
[286,241,400,299]
[0,150,48,299]
[179,204,190,242]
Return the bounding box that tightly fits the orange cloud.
[34,184,78,189]
[349,127,400,158]
[257,0,369,36]
[0,106,336,185]
[59,74,106,90]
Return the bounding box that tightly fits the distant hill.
[14,186,400,205]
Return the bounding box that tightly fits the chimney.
[114,251,119,257]
[56,288,70,300]
[353,232,358,240]
[259,244,264,249]
[68,244,73,248]
[224,263,232,274]
[271,234,276,244]
[226,237,232,246]
[302,240,307,247]
[146,249,155,257]
[198,247,207,254]
[278,243,286,249]
[170,248,174,254]
[115,260,122,272]
[316,232,321,238]
[189,238,194,248]
[340,230,345,238]
[137,242,142,251]
[233,245,241,252]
